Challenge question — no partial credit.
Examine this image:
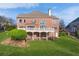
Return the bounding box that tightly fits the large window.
[26,26,35,30]
[32,20,36,25]
[24,19,26,23]
[40,20,46,28]
[71,27,76,32]
[27,26,35,28]
[19,19,22,23]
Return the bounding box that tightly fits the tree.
[59,20,65,32]
[0,16,16,31]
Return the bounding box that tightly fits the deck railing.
[18,28,55,32]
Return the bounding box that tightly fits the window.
[40,26,46,28]
[24,19,26,23]
[40,20,46,28]
[32,20,36,25]
[72,27,76,32]
[40,20,46,25]
[19,19,22,23]
[27,26,35,28]
[26,26,35,30]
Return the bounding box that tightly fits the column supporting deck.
[32,32,34,40]
[46,32,48,40]
[39,32,41,40]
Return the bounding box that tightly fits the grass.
[0,32,79,55]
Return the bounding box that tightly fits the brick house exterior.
[16,9,59,40]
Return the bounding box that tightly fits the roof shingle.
[17,11,59,19]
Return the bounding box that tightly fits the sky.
[0,3,79,26]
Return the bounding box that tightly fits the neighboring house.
[16,9,59,40]
[66,17,79,36]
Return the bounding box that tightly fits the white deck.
[17,28,55,32]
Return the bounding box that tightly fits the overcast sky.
[0,3,79,26]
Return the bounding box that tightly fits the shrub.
[59,31,67,36]
[9,29,27,40]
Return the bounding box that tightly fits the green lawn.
[0,32,79,56]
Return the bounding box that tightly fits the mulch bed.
[1,38,29,48]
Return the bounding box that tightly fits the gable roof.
[17,11,59,19]
[66,17,79,28]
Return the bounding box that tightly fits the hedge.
[8,29,27,40]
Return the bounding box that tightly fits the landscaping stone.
[1,38,28,48]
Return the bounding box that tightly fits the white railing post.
[25,27,55,32]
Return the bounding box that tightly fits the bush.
[9,29,27,40]
[59,32,67,36]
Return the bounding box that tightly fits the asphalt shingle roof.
[17,11,59,19]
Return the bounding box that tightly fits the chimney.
[48,8,52,16]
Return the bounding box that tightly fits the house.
[16,9,59,40]
[66,17,79,36]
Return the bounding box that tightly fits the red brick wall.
[17,17,55,28]
[17,17,59,38]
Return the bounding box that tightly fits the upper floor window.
[19,19,22,23]
[40,20,46,28]
[71,27,76,32]
[40,20,46,25]
[32,20,36,25]
[24,19,26,23]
